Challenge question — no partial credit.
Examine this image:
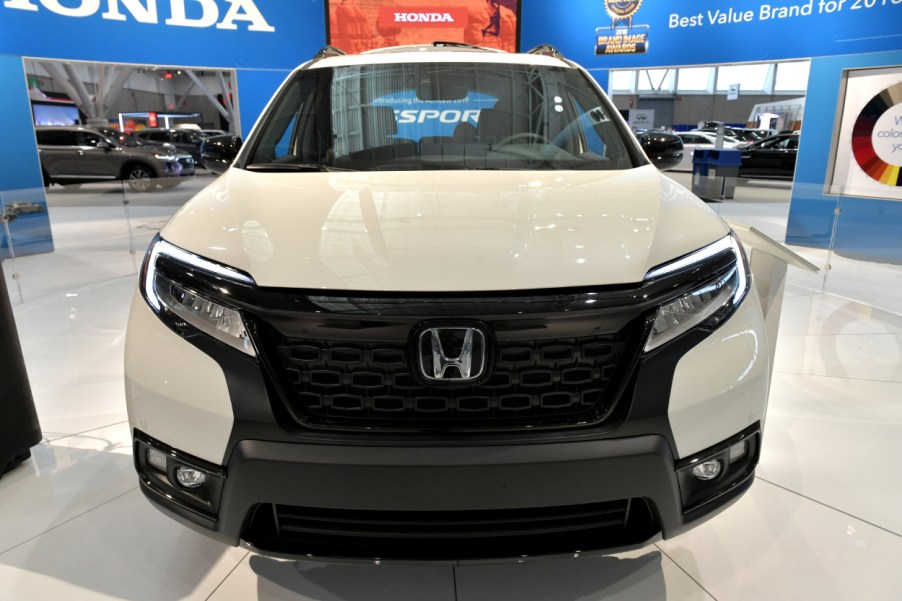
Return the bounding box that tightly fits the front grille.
[268,332,631,431]
[242,498,657,560]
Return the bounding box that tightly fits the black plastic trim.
[134,431,226,519]
[135,428,758,562]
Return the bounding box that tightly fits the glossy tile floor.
[1,174,901,600]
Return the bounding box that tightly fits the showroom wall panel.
[520,0,902,69]
[787,51,902,262]
[0,53,53,259]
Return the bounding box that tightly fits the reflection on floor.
[1,175,900,600]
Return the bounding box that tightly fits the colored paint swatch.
[852,81,902,187]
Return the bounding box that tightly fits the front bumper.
[134,425,759,563]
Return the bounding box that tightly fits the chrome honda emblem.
[417,327,486,382]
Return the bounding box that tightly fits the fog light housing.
[676,427,760,512]
[147,448,168,472]
[729,440,748,463]
[691,460,722,481]
[176,466,206,488]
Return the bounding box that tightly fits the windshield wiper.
[244,163,355,172]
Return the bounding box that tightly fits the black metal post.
[0,260,41,478]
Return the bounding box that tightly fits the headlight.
[153,153,177,160]
[141,236,257,356]
[644,234,749,352]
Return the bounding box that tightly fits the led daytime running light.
[643,233,749,352]
[644,235,734,281]
[150,239,255,286]
[142,237,257,356]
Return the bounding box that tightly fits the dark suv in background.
[131,128,206,163]
[36,126,187,192]
[91,127,196,181]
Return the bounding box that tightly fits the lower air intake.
[242,498,658,561]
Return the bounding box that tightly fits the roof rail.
[313,45,347,59]
[431,40,483,50]
[526,44,565,59]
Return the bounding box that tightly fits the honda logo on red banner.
[378,6,468,28]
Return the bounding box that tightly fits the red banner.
[329,0,518,54]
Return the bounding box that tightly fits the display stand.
[0,260,41,478]
[692,149,742,201]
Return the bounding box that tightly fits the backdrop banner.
[522,0,902,69]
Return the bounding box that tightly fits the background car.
[739,133,800,179]
[199,134,241,173]
[696,125,765,144]
[36,126,185,192]
[91,127,196,183]
[199,128,227,138]
[638,131,683,171]
[675,132,741,171]
[131,128,206,163]
[2,201,45,216]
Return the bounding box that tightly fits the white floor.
[1,173,901,600]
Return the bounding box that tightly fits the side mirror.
[638,132,683,171]
[97,140,112,151]
[201,135,242,175]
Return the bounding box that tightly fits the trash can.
[0,260,41,478]
[692,149,742,201]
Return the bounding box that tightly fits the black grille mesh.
[269,333,627,430]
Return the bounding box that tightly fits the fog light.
[147,448,168,472]
[729,440,749,463]
[176,466,206,488]
[691,460,722,481]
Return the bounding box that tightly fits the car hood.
[122,145,167,158]
[161,164,728,292]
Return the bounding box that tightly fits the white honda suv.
[125,42,810,562]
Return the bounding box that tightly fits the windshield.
[244,62,637,172]
[117,133,142,147]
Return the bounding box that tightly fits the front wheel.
[126,165,155,193]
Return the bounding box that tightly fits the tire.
[125,164,156,193]
[42,169,51,188]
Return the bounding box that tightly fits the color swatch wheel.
[852,81,902,187]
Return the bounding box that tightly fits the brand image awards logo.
[596,0,648,55]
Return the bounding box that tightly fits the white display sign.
[628,109,654,130]
[727,83,740,101]
[827,67,902,201]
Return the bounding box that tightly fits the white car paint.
[125,293,234,464]
[667,288,769,457]
[161,165,729,292]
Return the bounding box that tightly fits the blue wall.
[786,51,902,262]
[0,54,53,259]
[521,0,902,69]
